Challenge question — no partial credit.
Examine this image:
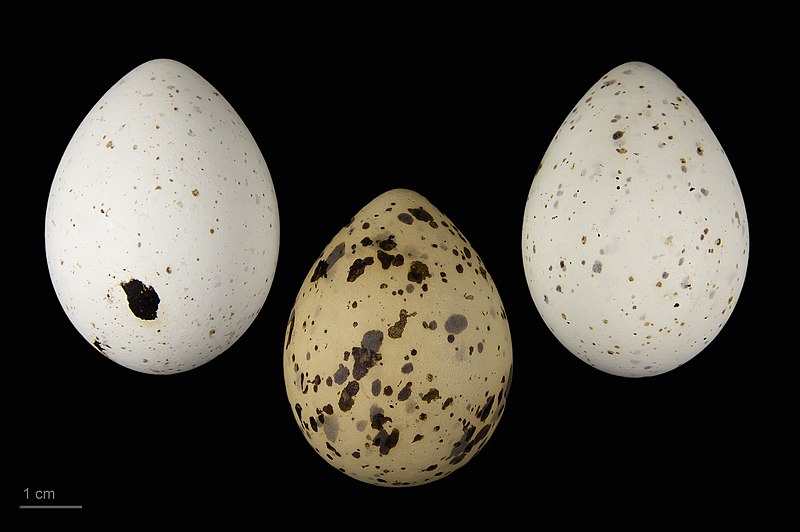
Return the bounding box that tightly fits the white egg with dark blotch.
[284,189,512,486]
[522,62,748,377]
[45,59,279,374]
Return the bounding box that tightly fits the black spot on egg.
[121,279,160,320]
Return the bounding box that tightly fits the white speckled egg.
[522,62,748,378]
[45,59,279,374]
[284,189,512,486]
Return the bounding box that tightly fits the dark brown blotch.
[407,261,431,284]
[378,236,397,251]
[370,406,392,431]
[388,309,415,339]
[421,388,440,403]
[408,206,433,222]
[338,381,359,412]
[347,257,374,282]
[374,428,400,455]
[310,260,328,282]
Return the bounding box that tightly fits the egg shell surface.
[284,189,512,486]
[44,58,279,374]
[522,61,748,377]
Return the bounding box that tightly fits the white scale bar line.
[20,505,83,509]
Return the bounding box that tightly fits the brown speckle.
[388,309,416,339]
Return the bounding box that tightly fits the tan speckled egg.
[45,59,279,374]
[522,61,748,377]
[284,189,512,486]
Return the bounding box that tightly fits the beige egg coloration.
[522,61,748,377]
[284,189,512,486]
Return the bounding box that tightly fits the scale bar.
[20,505,82,509]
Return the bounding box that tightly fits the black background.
[11,9,781,523]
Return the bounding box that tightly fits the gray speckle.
[444,314,468,334]
[333,363,350,385]
[397,382,412,401]
[326,241,346,270]
[361,330,384,353]
[323,414,339,442]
